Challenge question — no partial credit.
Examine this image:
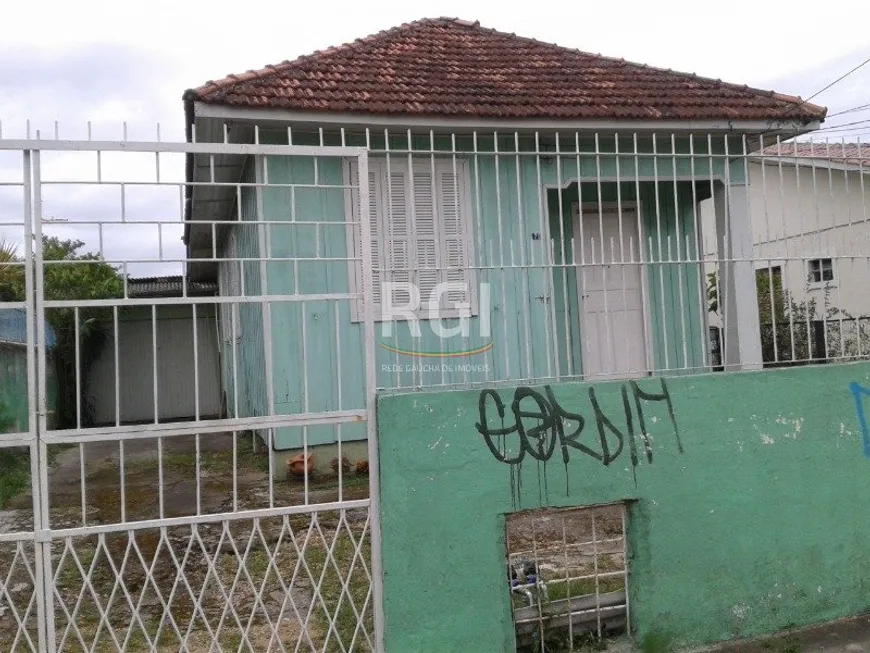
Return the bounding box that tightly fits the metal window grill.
[506,504,628,652]
[266,126,870,386]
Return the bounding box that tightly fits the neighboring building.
[88,276,222,425]
[750,143,870,318]
[182,17,826,469]
[702,143,870,362]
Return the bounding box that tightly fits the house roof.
[186,17,826,124]
[758,142,870,167]
[127,276,218,298]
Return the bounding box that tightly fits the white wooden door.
[575,207,648,380]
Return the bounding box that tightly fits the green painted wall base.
[377,363,870,652]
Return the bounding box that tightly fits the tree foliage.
[707,268,850,366]
[0,238,23,301]
[0,237,123,427]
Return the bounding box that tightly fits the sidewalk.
[697,614,870,653]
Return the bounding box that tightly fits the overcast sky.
[1,0,868,275]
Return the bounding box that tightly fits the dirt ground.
[0,433,373,653]
[507,505,626,581]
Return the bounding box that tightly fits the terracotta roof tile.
[187,18,826,123]
[758,142,870,167]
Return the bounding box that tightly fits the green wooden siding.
[220,132,736,449]
[219,161,269,430]
[261,154,366,447]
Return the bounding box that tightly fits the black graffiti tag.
[475,378,681,469]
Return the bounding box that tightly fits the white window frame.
[344,156,477,322]
[807,257,836,288]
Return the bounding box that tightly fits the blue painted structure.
[0,308,57,433]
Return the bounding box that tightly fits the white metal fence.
[0,121,867,652]
[0,135,381,652]
[269,127,866,388]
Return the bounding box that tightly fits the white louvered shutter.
[438,163,469,308]
[385,167,413,310]
[351,162,383,309]
[366,169,382,307]
[353,158,471,317]
[412,168,440,311]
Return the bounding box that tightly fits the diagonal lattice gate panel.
[49,511,372,653]
[0,540,40,653]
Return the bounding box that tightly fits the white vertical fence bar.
[22,147,49,653]
[357,149,385,651]
[32,147,57,653]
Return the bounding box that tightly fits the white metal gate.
[0,136,381,652]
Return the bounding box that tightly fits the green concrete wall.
[377,362,870,652]
[218,160,268,424]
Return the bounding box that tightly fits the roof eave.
[190,101,823,136]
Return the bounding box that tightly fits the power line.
[808,127,870,139]
[801,54,870,107]
[766,52,870,129]
[810,118,870,134]
[801,131,870,140]
[828,103,870,118]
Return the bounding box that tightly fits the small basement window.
[506,504,628,652]
[808,258,834,284]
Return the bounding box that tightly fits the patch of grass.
[546,573,625,602]
[246,548,271,583]
[0,448,30,508]
[122,445,270,478]
[303,473,370,491]
[640,631,675,653]
[524,629,613,653]
[573,632,610,651]
[306,529,372,652]
[46,443,75,468]
[778,636,802,653]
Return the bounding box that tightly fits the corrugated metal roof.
[0,308,57,347]
[127,276,218,298]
